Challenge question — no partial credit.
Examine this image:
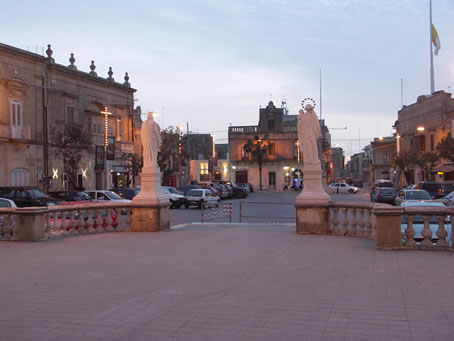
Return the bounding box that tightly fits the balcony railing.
[0,124,31,140]
[330,202,376,239]
[229,126,258,134]
[283,125,297,132]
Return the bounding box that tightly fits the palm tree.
[244,135,269,190]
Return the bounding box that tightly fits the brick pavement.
[1,223,454,340]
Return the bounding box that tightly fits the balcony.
[229,126,258,134]
[115,141,135,153]
[0,124,31,140]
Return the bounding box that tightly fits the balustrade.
[329,202,375,239]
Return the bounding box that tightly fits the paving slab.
[1,223,454,340]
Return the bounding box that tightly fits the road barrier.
[201,203,232,223]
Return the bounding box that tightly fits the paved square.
[1,224,454,340]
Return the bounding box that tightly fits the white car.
[328,182,359,194]
[184,189,220,209]
[86,190,131,203]
[0,198,17,234]
[162,186,185,208]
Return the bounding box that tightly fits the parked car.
[166,186,184,196]
[416,182,453,199]
[177,184,202,195]
[401,201,451,244]
[230,184,248,198]
[352,179,363,188]
[184,189,219,209]
[328,182,359,194]
[237,183,250,194]
[162,186,185,208]
[370,180,393,201]
[85,190,131,203]
[49,191,92,202]
[111,188,140,200]
[200,184,221,198]
[0,187,64,207]
[434,191,454,207]
[394,189,432,206]
[247,183,254,193]
[215,183,230,200]
[0,198,17,235]
[373,188,397,205]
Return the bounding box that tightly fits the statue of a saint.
[298,104,321,166]
[141,112,161,168]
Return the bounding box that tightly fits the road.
[170,185,371,226]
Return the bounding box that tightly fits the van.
[416,182,453,199]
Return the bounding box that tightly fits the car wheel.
[170,200,175,208]
[348,189,354,193]
[174,203,182,209]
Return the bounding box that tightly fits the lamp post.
[100,107,112,189]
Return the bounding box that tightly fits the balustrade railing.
[329,202,376,239]
[228,126,258,134]
[0,208,17,241]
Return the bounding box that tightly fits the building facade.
[0,43,137,191]
[228,101,330,191]
[395,91,454,183]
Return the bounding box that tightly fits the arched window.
[11,168,30,186]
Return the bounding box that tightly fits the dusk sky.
[2,0,453,157]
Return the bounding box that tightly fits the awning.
[432,164,454,173]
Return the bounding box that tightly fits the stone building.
[330,147,345,180]
[0,42,137,191]
[228,101,330,191]
[369,136,396,182]
[395,91,454,183]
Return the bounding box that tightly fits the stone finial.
[45,44,55,63]
[107,67,114,82]
[89,60,97,76]
[123,72,130,87]
[68,53,77,70]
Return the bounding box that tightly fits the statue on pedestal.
[298,104,321,167]
[141,112,161,168]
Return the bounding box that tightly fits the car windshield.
[406,191,432,200]
[168,187,179,194]
[162,187,170,194]
[187,190,202,197]
[76,192,90,200]
[28,189,47,199]
[105,191,122,200]
[0,201,11,207]
[378,182,393,188]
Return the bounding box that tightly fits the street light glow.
[417,126,425,132]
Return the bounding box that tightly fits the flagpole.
[430,0,434,94]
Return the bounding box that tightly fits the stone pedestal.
[295,164,330,234]
[15,207,48,241]
[374,204,403,249]
[131,167,170,232]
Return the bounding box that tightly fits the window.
[66,105,75,124]
[293,145,298,160]
[430,134,434,151]
[10,101,23,138]
[241,147,250,160]
[116,118,122,140]
[11,168,30,186]
[268,120,275,131]
[268,143,275,155]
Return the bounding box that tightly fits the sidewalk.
[1,223,454,340]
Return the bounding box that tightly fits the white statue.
[141,112,161,168]
[298,104,321,166]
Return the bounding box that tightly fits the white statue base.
[131,166,170,232]
[295,164,330,234]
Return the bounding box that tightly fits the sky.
[2,0,454,157]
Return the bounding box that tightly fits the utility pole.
[187,122,190,184]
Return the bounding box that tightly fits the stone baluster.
[404,215,417,248]
[95,209,104,233]
[340,208,348,235]
[435,215,449,248]
[86,209,95,233]
[44,213,52,239]
[69,210,78,235]
[365,210,373,238]
[369,210,376,239]
[52,211,61,237]
[105,208,114,232]
[421,215,433,249]
[78,209,86,234]
[348,208,357,236]
[358,209,365,236]
[61,211,69,236]
[331,208,339,234]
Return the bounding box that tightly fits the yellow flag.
[432,24,441,55]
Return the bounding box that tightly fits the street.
[170,185,371,226]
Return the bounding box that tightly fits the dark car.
[352,179,363,188]
[177,184,202,195]
[370,180,393,202]
[0,187,64,207]
[228,182,248,198]
[374,188,397,205]
[111,188,140,200]
[49,190,92,202]
[416,182,453,199]
[394,189,432,206]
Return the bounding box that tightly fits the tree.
[243,135,269,190]
[393,151,419,186]
[436,133,454,163]
[51,121,92,190]
[157,126,181,185]
[417,152,439,181]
